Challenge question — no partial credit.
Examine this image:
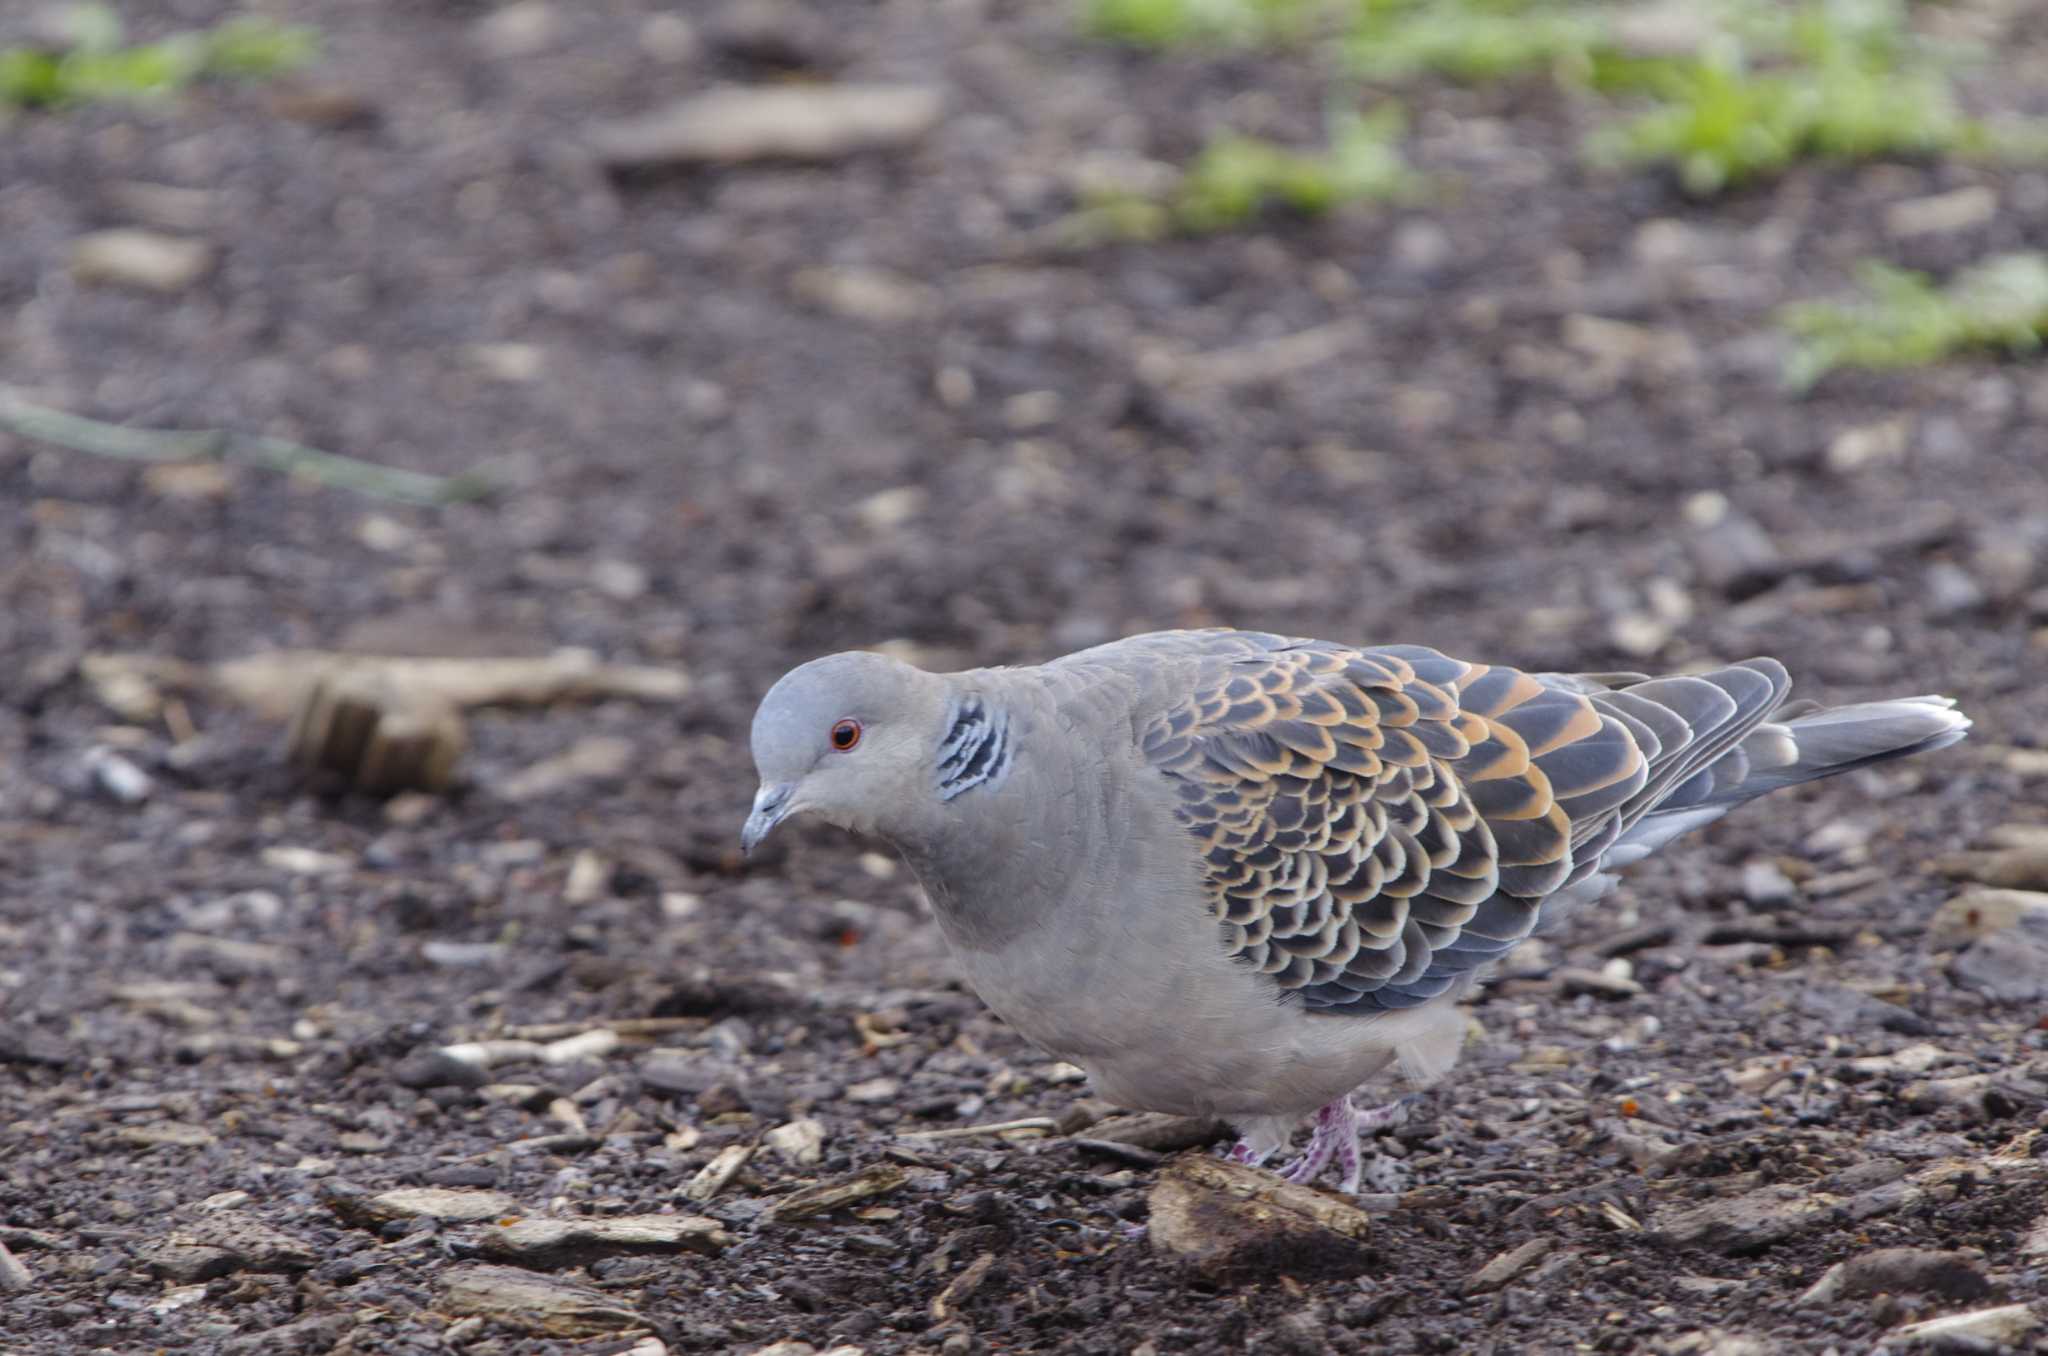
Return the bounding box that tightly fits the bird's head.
[742,650,946,854]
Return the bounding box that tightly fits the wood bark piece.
[1146,1153,1374,1284]
[1084,1112,1231,1153]
[84,647,685,724]
[1879,1303,2041,1349]
[1464,1236,1556,1295]
[324,1185,520,1227]
[438,1264,644,1336]
[1795,1247,1990,1306]
[1932,848,2048,891]
[0,1241,30,1294]
[682,1144,756,1204]
[479,1214,733,1266]
[80,646,685,794]
[143,1215,318,1283]
[219,647,687,720]
[286,667,466,794]
[1652,1146,2048,1256]
[761,1164,907,1224]
[930,1251,996,1322]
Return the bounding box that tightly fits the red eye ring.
[830,719,862,752]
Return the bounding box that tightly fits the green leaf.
[1780,253,2048,389]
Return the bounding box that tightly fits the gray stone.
[1950,912,2048,1003]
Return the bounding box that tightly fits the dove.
[742,629,1969,1190]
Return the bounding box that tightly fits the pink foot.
[1226,1137,1275,1168]
[1277,1095,1411,1193]
[1279,1096,1353,1187]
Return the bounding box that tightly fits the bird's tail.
[1603,679,1969,866]
[1677,693,1971,809]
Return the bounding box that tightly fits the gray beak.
[741,783,794,856]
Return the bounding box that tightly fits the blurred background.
[3,0,2047,1351]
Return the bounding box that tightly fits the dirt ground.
[4,1,2048,1353]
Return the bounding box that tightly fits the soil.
[3,1,2047,1353]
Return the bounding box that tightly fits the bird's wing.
[1132,633,1789,1011]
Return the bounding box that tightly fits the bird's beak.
[741,783,794,856]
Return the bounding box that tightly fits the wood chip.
[1151,321,1364,392]
[143,1215,318,1284]
[896,1117,1058,1141]
[587,84,943,167]
[1082,1112,1231,1153]
[681,1143,755,1203]
[1146,1153,1373,1284]
[1557,967,1644,1000]
[480,1214,732,1265]
[213,648,688,722]
[1930,847,2048,891]
[70,229,213,293]
[502,1017,703,1041]
[1880,1303,2040,1349]
[441,1039,545,1070]
[439,1264,645,1336]
[542,1029,620,1064]
[1463,1236,1554,1295]
[762,1164,907,1224]
[383,1187,520,1223]
[1797,1247,1990,1306]
[500,735,638,802]
[286,668,466,794]
[115,1123,217,1149]
[930,1250,996,1322]
[0,1241,30,1294]
[1925,888,2048,947]
[764,1118,827,1167]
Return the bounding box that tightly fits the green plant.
[1584,0,2027,194]
[1780,254,2048,389]
[1079,0,1322,47]
[197,16,321,78]
[1063,103,1412,242]
[0,5,316,109]
[1178,103,1412,228]
[1345,0,1615,83]
[1588,47,1982,194]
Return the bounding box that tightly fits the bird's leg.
[1278,1095,1355,1186]
[1341,1095,1418,1192]
[1225,1138,1276,1168]
[1221,1115,1293,1169]
[1279,1094,1415,1191]
[1352,1095,1413,1134]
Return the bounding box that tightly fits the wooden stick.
[0,386,490,505]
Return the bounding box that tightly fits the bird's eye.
[830,719,862,751]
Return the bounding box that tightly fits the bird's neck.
[896,677,1114,950]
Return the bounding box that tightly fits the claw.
[1271,1093,1411,1192]
[1226,1137,1275,1169]
[1276,1095,1354,1186]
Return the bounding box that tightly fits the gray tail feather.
[1655,694,1970,818]
[1607,693,1970,866]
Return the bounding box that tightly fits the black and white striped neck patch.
[936,697,1012,801]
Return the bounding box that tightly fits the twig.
[0,387,491,506]
[500,1017,705,1041]
[896,1117,1060,1141]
